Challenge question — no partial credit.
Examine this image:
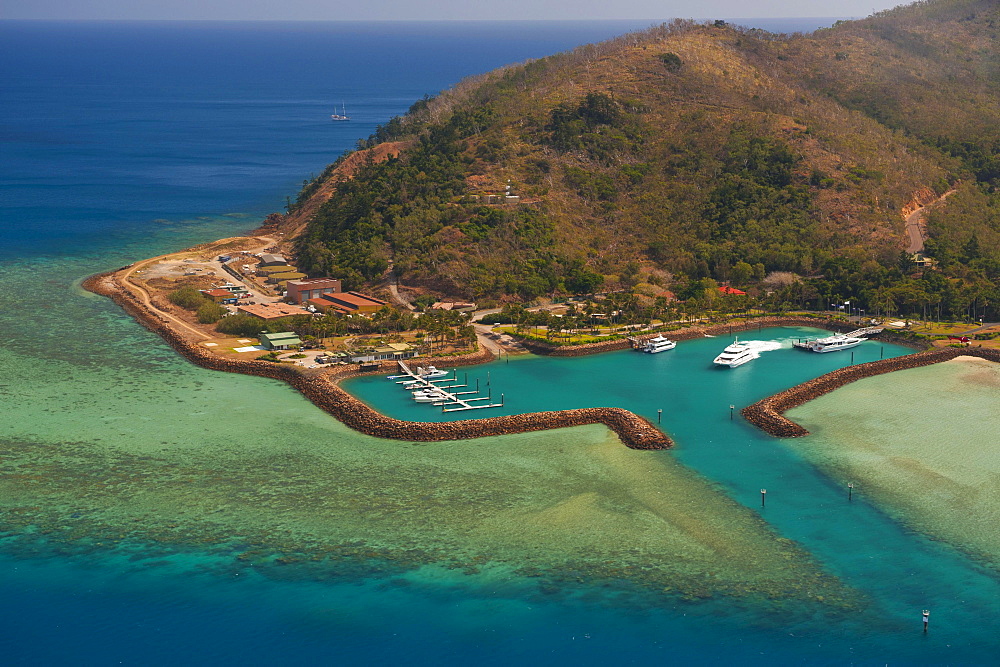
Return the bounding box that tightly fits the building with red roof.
[307,297,352,315]
[286,278,343,304]
[322,292,387,314]
[201,288,238,303]
[236,303,309,320]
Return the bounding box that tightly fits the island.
[87,1,1000,446]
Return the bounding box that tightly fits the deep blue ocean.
[4,19,999,665]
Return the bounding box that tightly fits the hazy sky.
[2,0,909,21]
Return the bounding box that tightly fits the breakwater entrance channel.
[344,326,914,429]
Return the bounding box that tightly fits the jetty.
[391,361,505,413]
[792,326,884,350]
[839,325,885,337]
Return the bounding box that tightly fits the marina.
[389,361,505,412]
[346,326,913,424]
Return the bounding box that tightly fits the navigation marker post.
[730,404,735,420]
[760,489,767,507]
[658,409,662,424]
[848,482,854,501]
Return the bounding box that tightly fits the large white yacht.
[792,333,865,353]
[641,335,676,353]
[713,339,759,368]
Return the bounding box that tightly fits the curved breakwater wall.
[742,346,1000,437]
[83,271,670,450]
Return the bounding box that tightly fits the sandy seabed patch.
[0,411,858,618]
[789,356,1000,567]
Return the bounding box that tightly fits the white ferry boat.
[793,333,865,353]
[641,335,676,353]
[792,326,883,353]
[713,339,759,368]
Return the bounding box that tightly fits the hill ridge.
[286,0,1000,321]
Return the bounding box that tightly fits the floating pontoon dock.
[390,361,504,412]
[792,326,884,350]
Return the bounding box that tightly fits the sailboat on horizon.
[330,102,350,121]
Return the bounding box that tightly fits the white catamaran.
[713,338,759,368]
[641,335,677,353]
[792,327,883,353]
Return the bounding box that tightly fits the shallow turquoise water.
[340,335,1000,661]
[345,328,910,425]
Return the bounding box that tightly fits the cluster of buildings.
[199,281,257,305]
[258,330,418,364]
[226,258,401,359]
[464,177,521,204]
[253,253,307,287]
[465,193,520,204]
[202,252,463,363]
[284,277,389,314]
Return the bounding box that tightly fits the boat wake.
[739,340,783,354]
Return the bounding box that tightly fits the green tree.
[168,286,208,310]
[731,261,754,285]
[196,301,226,324]
[216,314,267,337]
[658,52,683,72]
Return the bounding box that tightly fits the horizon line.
[0,17,859,24]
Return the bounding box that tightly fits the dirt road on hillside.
[906,189,957,253]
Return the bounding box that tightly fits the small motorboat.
[412,389,448,403]
[416,366,450,379]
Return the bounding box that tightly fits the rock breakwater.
[742,346,1000,437]
[83,270,670,449]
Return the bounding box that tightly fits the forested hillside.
[293,0,1000,319]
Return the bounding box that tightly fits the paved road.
[958,322,1000,335]
[906,189,957,253]
[470,307,502,322]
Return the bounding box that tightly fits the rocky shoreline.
[742,346,1000,437]
[83,270,670,450]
